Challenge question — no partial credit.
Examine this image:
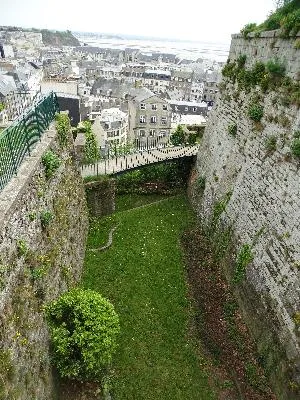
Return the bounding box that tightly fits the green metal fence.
[0,92,59,192]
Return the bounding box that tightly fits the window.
[140,115,146,123]
[185,107,188,112]
[150,116,157,124]
[138,129,145,137]
[193,107,197,112]
[159,130,166,137]
[163,104,167,111]
[140,103,146,110]
[161,117,167,125]
[149,129,156,136]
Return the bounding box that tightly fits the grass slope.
[82,195,216,400]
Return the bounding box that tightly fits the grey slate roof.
[171,70,193,79]
[0,73,16,96]
[129,87,154,102]
[91,78,133,98]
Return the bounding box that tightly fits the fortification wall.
[0,124,88,399]
[229,30,300,79]
[192,31,300,399]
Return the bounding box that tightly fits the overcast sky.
[1,0,276,43]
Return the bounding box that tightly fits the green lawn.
[82,195,216,400]
[115,193,170,212]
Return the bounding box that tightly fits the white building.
[93,108,128,148]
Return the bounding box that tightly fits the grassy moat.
[81,193,275,400]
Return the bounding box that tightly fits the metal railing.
[81,144,199,177]
[0,92,59,191]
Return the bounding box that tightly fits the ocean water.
[75,34,230,63]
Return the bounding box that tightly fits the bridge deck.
[81,145,199,177]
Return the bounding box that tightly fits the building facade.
[142,69,171,94]
[128,89,171,147]
[93,108,128,148]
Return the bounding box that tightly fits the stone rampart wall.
[0,124,88,399]
[193,31,300,399]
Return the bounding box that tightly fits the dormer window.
[163,104,167,111]
[140,103,146,110]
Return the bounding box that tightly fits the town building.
[142,69,171,94]
[202,71,221,104]
[169,70,193,100]
[168,99,208,117]
[128,88,171,147]
[93,108,128,148]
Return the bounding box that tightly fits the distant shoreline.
[74,33,230,63]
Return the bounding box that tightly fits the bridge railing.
[0,92,59,192]
[81,143,199,177]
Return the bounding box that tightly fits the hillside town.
[0,27,223,150]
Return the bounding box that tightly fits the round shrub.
[248,104,264,122]
[45,288,120,381]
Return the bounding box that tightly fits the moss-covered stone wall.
[0,124,88,399]
[191,31,300,399]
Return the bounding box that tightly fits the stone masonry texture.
[0,124,89,399]
[192,31,300,399]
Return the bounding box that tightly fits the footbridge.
[80,144,199,177]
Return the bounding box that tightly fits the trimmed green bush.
[248,104,264,122]
[45,288,120,381]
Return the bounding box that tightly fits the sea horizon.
[74,31,230,63]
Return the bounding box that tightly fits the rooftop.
[168,99,207,108]
[144,69,171,76]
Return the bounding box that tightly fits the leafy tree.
[45,288,120,381]
[187,132,197,144]
[55,113,71,147]
[84,121,99,163]
[170,125,185,146]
